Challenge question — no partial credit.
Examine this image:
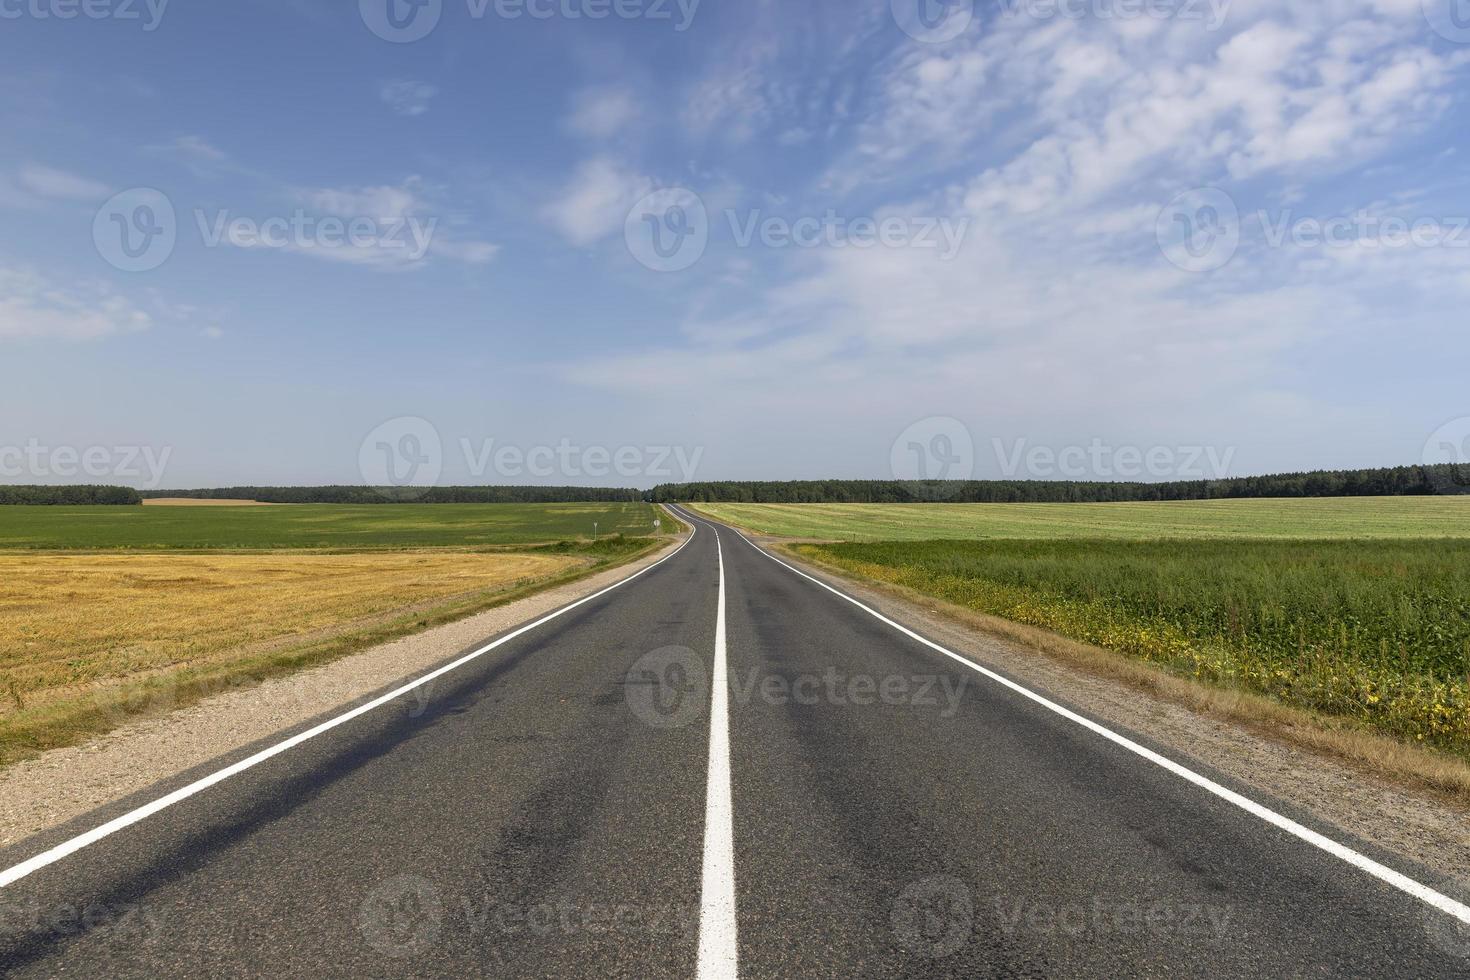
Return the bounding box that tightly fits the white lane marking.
[697,525,739,979]
[0,524,697,891]
[700,511,1470,929]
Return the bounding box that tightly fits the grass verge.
[656,503,690,536]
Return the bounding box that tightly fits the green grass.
[0,502,662,550]
[693,497,1470,541]
[799,538,1470,755]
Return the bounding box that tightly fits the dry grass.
[0,550,584,762]
[1,551,573,703]
[780,544,1470,805]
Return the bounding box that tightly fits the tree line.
[647,464,1470,503]
[5,463,1467,506]
[0,485,142,505]
[137,486,644,504]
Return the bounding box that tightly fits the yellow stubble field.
[0,550,581,762]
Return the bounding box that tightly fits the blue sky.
[3,0,1470,489]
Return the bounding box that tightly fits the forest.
[647,464,1470,503]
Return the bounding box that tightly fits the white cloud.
[0,268,151,341]
[680,29,788,144]
[0,175,39,209]
[542,158,652,246]
[558,224,1357,473]
[306,181,424,224]
[564,87,639,139]
[432,239,501,264]
[829,2,1465,209]
[16,165,109,201]
[144,135,236,178]
[215,178,499,270]
[548,1,1470,475]
[380,80,438,117]
[169,135,228,162]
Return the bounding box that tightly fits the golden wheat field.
[0,550,576,719]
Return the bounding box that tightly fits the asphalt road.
[1,507,1467,977]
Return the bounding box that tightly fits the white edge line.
[0,520,697,891]
[696,527,739,980]
[676,506,1470,928]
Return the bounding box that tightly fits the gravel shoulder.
[0,534,683,850]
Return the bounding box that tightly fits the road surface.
[1,506,1466,977]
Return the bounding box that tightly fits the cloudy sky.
[3,0,1470,489]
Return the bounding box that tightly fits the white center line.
[696,526,739,979]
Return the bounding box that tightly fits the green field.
[693,497,1470,541]
[797,539,1470,754]
[693,498,1470,757]
[0,502,661,550]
